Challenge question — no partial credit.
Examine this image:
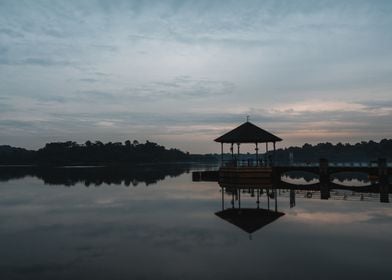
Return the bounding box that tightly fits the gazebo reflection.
[215,184,285,239]
[215,208,284,239]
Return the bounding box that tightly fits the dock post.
[267,189,270,210]
[221,187,225,210]
[319,158,330,200]
[192,171,201,182]
[238,188,241,208]
[378,158,389,203]
[272,164,280,189]
[290,189,296,208]
[274,188,277,212]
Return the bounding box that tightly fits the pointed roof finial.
[246,115,250,122]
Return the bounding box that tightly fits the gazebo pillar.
[273,141,276,166]
[265,142,269,167]
[255,142,259,166]
[230,143,234,159]
[237,143,240,165]
[220,143,223,163]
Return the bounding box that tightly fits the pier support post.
[272,166,280,189]
[290,189,296,208]
[267,189,270,210]
[274,188,277,212]
[378,158,389,203]
[221,187,225,210]
[319,158,330,200]
[238,188,241,208]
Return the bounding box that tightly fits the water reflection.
[214,170,391,235]
[0,166,391,279]
[215,208,284,238]
[0,165,190,186]
[282,171,374,186]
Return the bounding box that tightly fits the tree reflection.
[0,165,190,187]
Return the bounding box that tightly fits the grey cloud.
[79,78,100,83]
[93,71,110,77]
[357,100,392,110]
[0,57,72,66]
[78,90,115,100]
[1,97,391,150]
[0,120,33,129]
[0,0,391,151]
[32,95,68,103]
[128,77,236,100]
[21,57,71,66]
[0,46,8,55]
[0,102,13,112]
[92,44,118,52]
[0,27,24,38]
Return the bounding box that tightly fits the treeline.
[271,139,392,164]
[0,140,216,166]
[2,139,391,166]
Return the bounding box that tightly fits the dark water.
[0,166,391,280]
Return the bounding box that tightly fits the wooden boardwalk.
[192,159,391,202]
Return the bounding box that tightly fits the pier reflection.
[214,172,391,236]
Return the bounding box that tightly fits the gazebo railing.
[222,159,271,168]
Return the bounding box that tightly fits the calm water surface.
[0,166,391,280]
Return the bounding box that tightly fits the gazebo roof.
[214,121,282,143]
[215,208,285,234]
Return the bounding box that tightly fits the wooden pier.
[192,158,391,202]
[198,120,391,202]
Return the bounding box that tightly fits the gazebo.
[214,120,282,167]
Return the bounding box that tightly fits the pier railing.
[221,159,392,168]
[222,159,265,167]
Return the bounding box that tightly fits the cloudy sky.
[1,0,391,153]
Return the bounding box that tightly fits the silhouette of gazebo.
[214,120,282,166]
[215,187,285,238]
[215,208,284,235]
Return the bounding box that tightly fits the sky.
[0,0,392,153]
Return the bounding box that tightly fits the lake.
[0,165,391,280]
